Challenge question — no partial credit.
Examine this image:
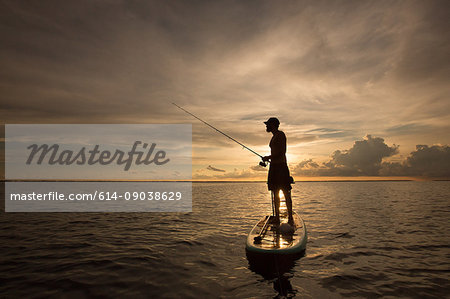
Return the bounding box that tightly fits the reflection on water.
[1,181,449,298]
[246,250,305,298]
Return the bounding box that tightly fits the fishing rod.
[172,103,268,167]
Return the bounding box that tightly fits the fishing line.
[172,103,267,166]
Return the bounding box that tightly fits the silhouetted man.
[262,117,294,225]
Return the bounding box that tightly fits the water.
[1,181,449,298]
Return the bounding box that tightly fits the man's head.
[264,117,280,132]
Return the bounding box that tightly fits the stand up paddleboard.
[246,195,307,255]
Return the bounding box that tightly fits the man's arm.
[263,132,286,162]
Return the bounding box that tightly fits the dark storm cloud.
[326,135,399,175]
[405,145,450,177]
[381,145,450,177]
[294,136,450,178]
[293,135,399,176]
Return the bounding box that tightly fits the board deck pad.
[246,210,307,254]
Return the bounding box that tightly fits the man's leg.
[284,189,294,225]
[273,190,281,221]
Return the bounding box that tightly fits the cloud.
[385,123,431,136]
[294,135,399,176]
[405,145,450,177]
[194,166,266,180]
[296,159,319,169]
[250,164,267,172]
[206,165,225,172]
[325,135,399,175]
[293,136,450,178]
[193,135,449,180]
[393,0,450,85]
[1,0,448,169]
[381,145,450,177]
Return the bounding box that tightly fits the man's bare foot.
[288,216,294,226]
[272,216,280,225]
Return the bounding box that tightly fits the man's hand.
[262,156,271,162]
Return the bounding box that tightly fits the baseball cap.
[264,117,280,126]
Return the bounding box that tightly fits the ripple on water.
[1,181,449,298]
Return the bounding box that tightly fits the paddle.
[253,215,272,243]
[254,191,278,243]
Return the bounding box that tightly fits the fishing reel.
[259,160,268,167]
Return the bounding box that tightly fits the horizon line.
[2,178,448,183]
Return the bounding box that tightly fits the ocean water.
[1,181,449,298]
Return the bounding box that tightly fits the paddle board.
[246,211,307,255]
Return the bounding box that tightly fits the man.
[262,117,294,225]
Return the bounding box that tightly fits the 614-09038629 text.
[9,191,183,201]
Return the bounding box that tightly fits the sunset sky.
[1,0,449,180]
